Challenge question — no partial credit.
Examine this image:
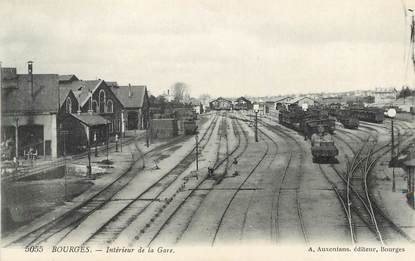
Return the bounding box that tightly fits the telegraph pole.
[15,117,19,160]
[253,103,259,142]
[120,111,124,152]
[106,122,109,161]
[62,129,68,201]
[195,132,199,171]
[255,111,258,142]
[87,139,92,178]
[146,114,150,148]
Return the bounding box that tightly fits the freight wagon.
[183,118,198,135]
[278,107,335,139]
[336,109,359,129]
[311,130,339,162]
[348,107,384,123]
[279,107,338,162]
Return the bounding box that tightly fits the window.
[99,89,106,113]
[66,97,72,113]
[107,99,114,113]
[92,100,98,113]
[108,121,113,133]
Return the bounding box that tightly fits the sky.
[1,0,415,98]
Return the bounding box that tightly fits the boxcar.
[349,108,384,123]
[337,109,359,129]
[311,133,339,161]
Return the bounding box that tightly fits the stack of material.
[174,108,196,120]
[150,118,178,139]
[177,120,185,135]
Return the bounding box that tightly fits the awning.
[404,158,415,167]
[69,113,108,127]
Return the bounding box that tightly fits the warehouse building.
[111,84,149,130]
[1,62,60,159]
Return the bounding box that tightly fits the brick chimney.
[28,61,34,98]
[128,83,132,97]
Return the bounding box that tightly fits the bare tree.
[170,82,190,103]
[198,94,211,106]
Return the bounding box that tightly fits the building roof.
[105,81,118,87]
[111,85,147,108]
[59,80,102,106]
[59,87,73,105]
[271,96,292,103]
[69,113,108,127]
[59,74,79,83]
[374,87,398,93]
[210,97,232,103]
[286,96,315,104]
[235,97,252,103]
[1,73,60,113]
[1,68,18,88]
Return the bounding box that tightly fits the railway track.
[328,137,415,244]
[336,119,414,242]
[260,114,410,245]
[140,114,251,246]
[5,114,220,248]
[252,116,310,244]
[79,114,223,246]
[259,111,414,245]
[169,117,249,244]
[211,120,279,245]
[263,112,373,244]
[266,117,378,244]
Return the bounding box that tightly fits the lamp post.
[94,133,98,157]
[87,131,92,179]
[120,110,124,152]
[302,104,309,140]
[253,104,259,142]
[387,108,396,192]
[106,121,109,162]
[146,115,150,148]
[63,130,67,200]
[15,117,19,160]
[60,124,69,201]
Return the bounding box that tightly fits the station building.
[234,97,252,110]
[58,77,125,155]
[373,87,398,104]
[1,62,152,159]
[209,97,233,110]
